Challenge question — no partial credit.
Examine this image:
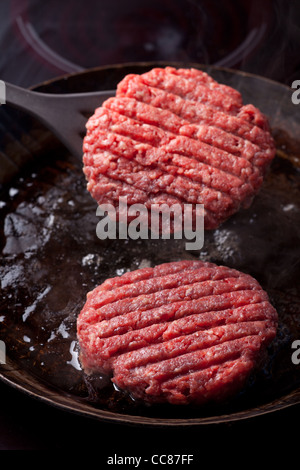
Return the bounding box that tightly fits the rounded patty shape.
[77,260,278,405]
[82,66,276,231]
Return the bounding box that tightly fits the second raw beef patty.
[77,260,278,405]
[83,67,276,230]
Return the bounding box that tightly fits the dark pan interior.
[0,62,300,426]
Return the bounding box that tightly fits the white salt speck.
[138,259,151,269]
[9,188,18,197]
[37,196,45,204]
[47,331,56,342]
[82,253,103,267]
[282,203,296,212]
[46,214,55,227]
[82,254,94,266]
[67,341,81,370]
[116,268,125,276]
[58,322,69,339]
[213,228,239,261]
[22,285,51,322]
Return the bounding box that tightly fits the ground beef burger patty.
[77,260,278,405]
[83,66,276,231]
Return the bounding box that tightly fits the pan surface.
[0,62,300,426]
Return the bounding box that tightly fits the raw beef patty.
[77,260,278,405]
[82,66,276,230]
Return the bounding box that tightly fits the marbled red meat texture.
[77,260,278,405]
[82,67,276,231]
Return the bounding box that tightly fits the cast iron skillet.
[0,62,299,426]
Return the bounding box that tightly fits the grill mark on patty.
[90,300,277,341]
[108,321,276,375]
[102,97,185,136]
[83,129,242,212]
[85,148,247,212]
[85,157,237,219]
[99,260,204,290]
[80,279,266,330]
[113,336,262,386]
[87,317,275,370]
[88,264,235,308]
[163,67,242,103]
[128,67,242,113]
[113,356,254,404]
[85,148,236,205]
[89,104,261,190]
[102,95,260,166]
[154,357,253,403]
[84,264,255,311]
[96,97,257,166]
[116,73,274,154]
[78,295,271,377]
[84,125,256,209]
[85,174,222,230]
[99,259,204,291]
[86,168,230,219]
[84,118,250,194]
[101,97,261,184]
[78,289,276,370]
[78,290,270,365]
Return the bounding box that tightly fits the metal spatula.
[1,80,115,159]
